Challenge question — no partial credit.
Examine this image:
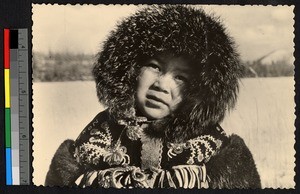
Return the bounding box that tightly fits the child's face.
[136,53,192,119]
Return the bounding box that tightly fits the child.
[45,5,261,188]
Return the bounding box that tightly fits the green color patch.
[5,108,11,148]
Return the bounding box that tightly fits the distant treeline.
[33,52,95,82]
[33,52,294,82]
[243,59,294,77]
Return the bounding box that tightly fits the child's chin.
[143,107,169,120]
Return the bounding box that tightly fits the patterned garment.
[73,112,227,188]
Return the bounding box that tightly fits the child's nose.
[152,74,174,94]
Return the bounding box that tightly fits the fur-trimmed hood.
[93,5,243,142]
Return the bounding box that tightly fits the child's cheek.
[169,95,183,112]
[169,84,185,112]
[137,68,157,88]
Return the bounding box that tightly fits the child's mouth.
[146,95,168,107]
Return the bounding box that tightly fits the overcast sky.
[32,5,294,61]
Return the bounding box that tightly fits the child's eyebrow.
[173,65,194,76]
[176,69,191,75]
[175,66,191,72]
[154,55,193,74]
[152,56,164,64]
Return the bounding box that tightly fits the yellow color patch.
[5,69,10,108]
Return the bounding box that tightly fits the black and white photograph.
[32,4,295,189]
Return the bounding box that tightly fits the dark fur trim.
[93,5,242,142]
[206,134,261,189]
[45,140,83,186]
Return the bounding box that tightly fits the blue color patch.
[6,148,12,185]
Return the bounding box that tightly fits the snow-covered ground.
[33,77,295,188]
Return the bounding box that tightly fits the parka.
[45,5,261,189]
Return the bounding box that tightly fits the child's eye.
[146,63,160,71]
[175,75,188,83]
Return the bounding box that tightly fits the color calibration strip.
[4,29,30,185]
[4,29,12,185]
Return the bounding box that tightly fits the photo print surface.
[32,4,295,189]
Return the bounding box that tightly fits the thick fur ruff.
[93,5,243,142]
